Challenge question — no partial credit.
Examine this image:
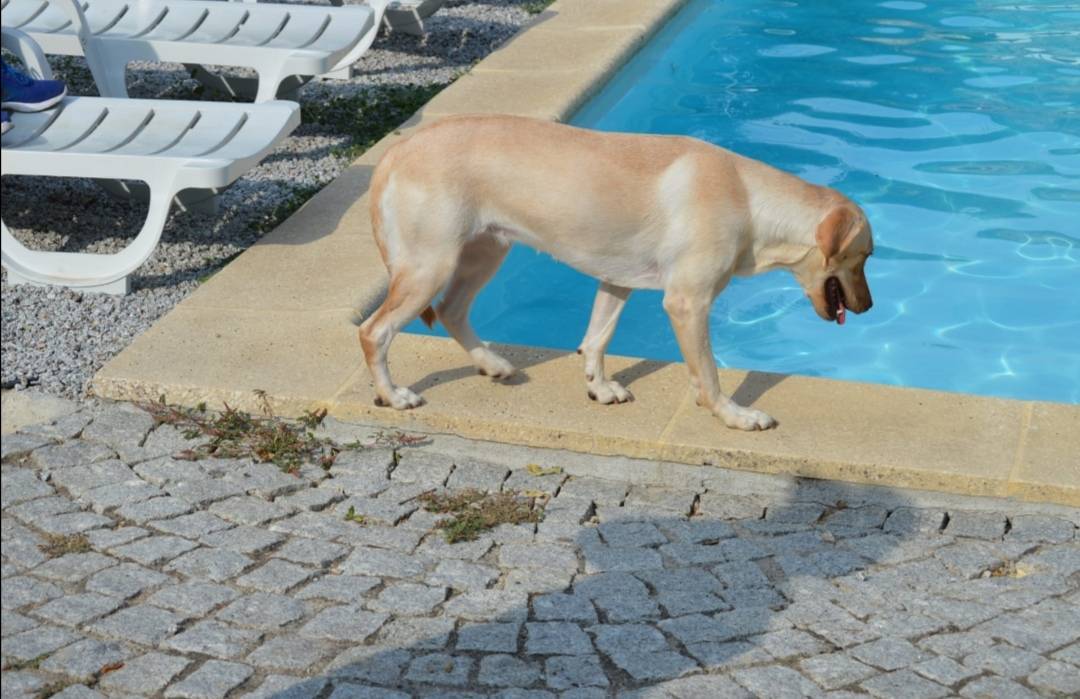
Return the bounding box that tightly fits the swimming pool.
[409,0,1080,404]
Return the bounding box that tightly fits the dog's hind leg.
[360,262,456,410]
[436,234,515,379]
[579,282,633,404]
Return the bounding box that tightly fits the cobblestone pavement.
[2,399,1079,699]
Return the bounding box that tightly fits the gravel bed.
[2,1,544,399]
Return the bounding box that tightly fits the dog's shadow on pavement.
[262,474,988,699]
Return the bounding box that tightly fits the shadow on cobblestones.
[3,401,1078,699]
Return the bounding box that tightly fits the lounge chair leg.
[1,186,174,294]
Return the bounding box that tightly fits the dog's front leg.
[579,282,632,403]
[663,287,777,431]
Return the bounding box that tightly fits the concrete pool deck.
[92,0,1079,507]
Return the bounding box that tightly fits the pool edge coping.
[92,0,1079,508]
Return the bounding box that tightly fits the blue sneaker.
[1,110,11,135]
[1,59,66,112]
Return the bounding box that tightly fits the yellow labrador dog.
[359,115,874,430]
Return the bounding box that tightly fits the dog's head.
[792,202,874,325]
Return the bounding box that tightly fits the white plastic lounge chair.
[0,28,300,294]
[0,0,380,102]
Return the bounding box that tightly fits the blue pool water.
[409,0,1080,404]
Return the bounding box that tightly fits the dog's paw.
[473,348,516,380]
[587,380,633,404]
[374,386,425,410]
[720,405,777,431]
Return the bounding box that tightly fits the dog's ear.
[815,206,858,267]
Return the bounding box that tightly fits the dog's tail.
[419,306,437,328]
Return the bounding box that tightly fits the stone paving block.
[340,522,426,552]
[1,672,46,699]
[444,460,511,491]
[245,635,334,672]
[235,559,314,592]
[23,411,93,441]
[945,510,1008,540]
[962,643,1043,678]
[164,620,262,658]
[85,562,171,599]
[81,403,155,452]
[427,558,499,591]
[295,574,380,603]
[910,655,979,687]
[624,676,751,699]
[3,624,80,661]
[1,610,38,636]
[166,548,252,582]
[1007,514,1076,543]
[733,665,825,698]
[324,643,412,682]
[622,486,696,515]
[958,676,1040,699]
[557,477,628,505]
[479,654,541,687]
[31,441,116,470]
[933,540,1009,579]
[341,545,429,578]
[2,432,53,461]
[405,653,473,686]
[90,605,187,645]
[659,542,730,567]
[33,592,123,627]
[750,628,830,660]
[504,469,567,496]
[34,552,117,583]
[1027,659,1080,695]
[80,480,163,513]
[500,542,578,572]
[850,638,928,671]
[328,447,394,476]
[533,593,597,624]
[299,605,389,642]
[1,469,53,508]
[1050,641,1080,665]
[275,486,343,511]
[581,544,662,574]
[574,571,649,600]
[527,622,595,656]
[371,582,448,615]
[457,622,520,653]
[38,638,130,681]
[271,512,361,541]
[2,537,48,569]
[6,494,79,523]
[544,655,608,690]
[165,479,248,507]
[86,526,148,549]
[238,675,328,699]
[221,462,306,499]
[883,508,946,535]
[216,592,307,630]
[390,451,454,486]
[861,669,950,699]
[164,659,253,699]
[147,582,240,616]
[111,535,199,566]
[822,505,890,531]
[377,617,455,650]
[271,537,348,567]
[336,496,419,527]
[322,471,392,498]
[138,424,206,462]
[798,652,879,690]
[36,511,115,535]
[116,496,195,524]
[133,457,211,485]
[593,593,661,623]
[199,525,285,555]
[504,566,575,594]
[48,686,104,699]
[209,496,291,526]
[50,460,134,496]
[608,649,698,682]
[595,521,666,548]
[918,630,997,659]
[658,519,737,545]
[151,511,233,538]
[695,492,765,520]
[709,560,772,589]
[682,639,777,674]
[97,651,192,695]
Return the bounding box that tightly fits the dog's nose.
[864,297,873,312]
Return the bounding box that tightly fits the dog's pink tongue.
[836,303,846,325]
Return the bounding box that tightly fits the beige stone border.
[93,0,1079,507]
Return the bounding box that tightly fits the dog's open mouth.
[825,276,846,325]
